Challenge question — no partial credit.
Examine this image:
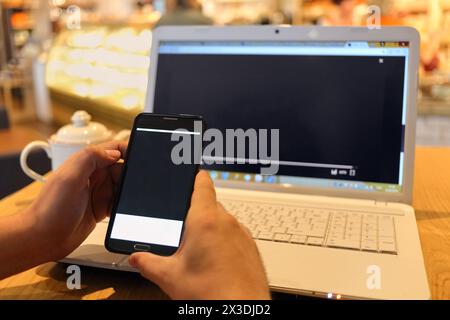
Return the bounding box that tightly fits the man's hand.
[129,171,271,300]
[27,141,127,261]
[0,141,127,279]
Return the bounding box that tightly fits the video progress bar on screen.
[201,156,354,170]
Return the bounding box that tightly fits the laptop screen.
[152,40,410,193]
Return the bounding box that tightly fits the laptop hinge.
[374,200,389,207]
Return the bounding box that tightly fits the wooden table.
[0,147,449,299]
[0,122,56,156]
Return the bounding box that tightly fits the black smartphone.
[105,113,205,256]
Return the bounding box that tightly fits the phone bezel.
[104,112,204,256]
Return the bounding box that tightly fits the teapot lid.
[52,111,112,144]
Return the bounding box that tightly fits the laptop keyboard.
[221,200,398,255]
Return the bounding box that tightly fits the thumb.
[129,252,173,286]
[189,170,217,212]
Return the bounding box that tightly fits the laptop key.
[379,238,397,254]
[306,237,324,246]
[379,223,395,237]
[272,226,287,234]
[326,239,360,250]
[287,227,308,235]
[256,225,272,233]
[247,230,258,238]
[273,233,291,242]
[290,235,307,244]
[361,242,378,252]
[307,228,327,238]
[257,232,274,241]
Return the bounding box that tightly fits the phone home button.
[133,244,150,251]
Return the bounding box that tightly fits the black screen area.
[154,53,406,184]
[116,123,197,221]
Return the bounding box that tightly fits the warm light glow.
[105,28,151,53]
[90,84,113,98]
[336,294,342,300]
[69,30,106,48]
[72,84,89,97]
[52,0,66,6]
[121,95,140,110]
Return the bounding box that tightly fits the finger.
[96,141,128,159]
[62,146,122,184]
[129,252,172,286]
[189,171,217,213]
[89,168,114,222]
[109,162,124,185]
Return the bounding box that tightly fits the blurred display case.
[202,0,300,25]
[203,0,278,24]
[45,23,152,129]
[397,0,450,115]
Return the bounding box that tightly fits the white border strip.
[137,128,200,135]
[158,44,409,57]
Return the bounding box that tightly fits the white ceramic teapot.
[20,110,130,182]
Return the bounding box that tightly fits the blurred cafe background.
[1,0,450,199]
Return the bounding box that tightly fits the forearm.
[0,209,50,280]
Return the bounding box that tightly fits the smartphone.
[105,113,204,256]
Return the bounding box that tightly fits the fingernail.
[128,255,136,267]
[105,150,121,158]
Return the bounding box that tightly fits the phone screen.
[106,114,203,256]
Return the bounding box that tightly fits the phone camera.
[275,29,280,34]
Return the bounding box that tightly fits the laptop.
[62,26,430,300]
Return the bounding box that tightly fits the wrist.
[16,205,56,264]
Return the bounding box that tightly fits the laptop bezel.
[145,26,420,204]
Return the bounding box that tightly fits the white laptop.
[62,26,430,300]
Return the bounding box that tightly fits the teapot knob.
[71,110,92,127]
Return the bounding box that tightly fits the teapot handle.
[113,130,131,142]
